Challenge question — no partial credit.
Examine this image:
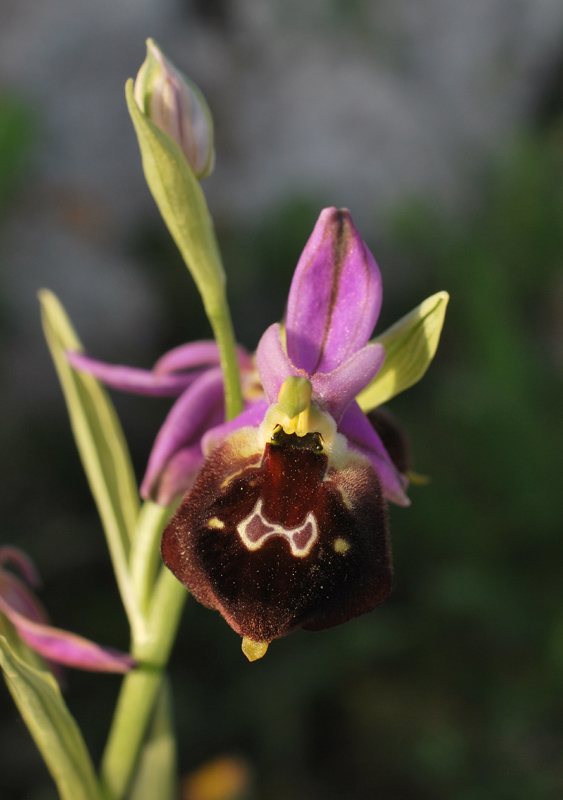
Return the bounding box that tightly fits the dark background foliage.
[1,4,563,799]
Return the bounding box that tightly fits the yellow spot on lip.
[333,537,350,553]
[207,517,225,530]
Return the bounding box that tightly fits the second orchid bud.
[134,38,215,179]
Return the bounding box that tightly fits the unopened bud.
[134,38,215,179]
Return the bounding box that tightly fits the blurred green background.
[1,6,563,800]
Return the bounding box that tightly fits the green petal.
[39,291,142,634]
[357,291,449,412]
[0,634,101,800]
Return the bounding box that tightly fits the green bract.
[125,80,242,421]
[126,79,223,296]
[357,291,449,412]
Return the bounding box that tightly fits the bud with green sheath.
[134,38,215,179]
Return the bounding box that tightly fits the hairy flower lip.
[161,426,392,643]
[0,547,135,674]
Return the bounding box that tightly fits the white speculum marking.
[237,498,318,557]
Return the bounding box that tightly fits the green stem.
[146,568,188,656]
[130,502,172,616]
[99,668,162,800]
[206,292,244,421]
[127,680,176,800]
[100,567,186,800]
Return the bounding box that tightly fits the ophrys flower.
[161,208,417,659]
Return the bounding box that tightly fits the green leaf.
[0,612,46,674]
[128,679,176,800]
[39,290,142,633]
[0,635,101,800]
[125,79,243,420]
[357,291,449,412]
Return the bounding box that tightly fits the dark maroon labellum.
[161,427,392,643]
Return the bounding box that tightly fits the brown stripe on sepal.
[313,210,347,373]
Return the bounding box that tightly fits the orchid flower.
[68,207,446,661]
[0,546,135,673]
[161,207,437,660]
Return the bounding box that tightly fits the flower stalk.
[100,561,186,800]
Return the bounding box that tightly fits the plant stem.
[130,502,172,616]
[100,564,186,800]
[127,679,176,800]
[206,293,244,421]
[99,668,162,800]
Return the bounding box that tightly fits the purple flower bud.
[134,39,215,179]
